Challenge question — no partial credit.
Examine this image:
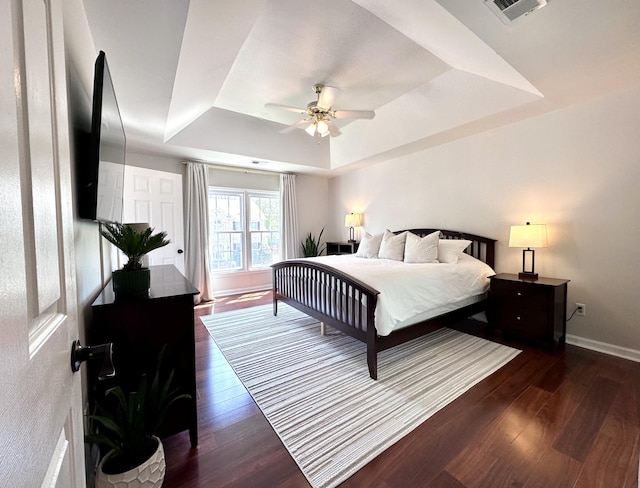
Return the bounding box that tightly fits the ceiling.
[82,0,640,176]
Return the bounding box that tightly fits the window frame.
[208,186,280,273]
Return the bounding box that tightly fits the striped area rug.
[201,303,520,488]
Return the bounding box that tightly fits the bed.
[271,229,496,379]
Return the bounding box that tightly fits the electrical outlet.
[575,303,586,316]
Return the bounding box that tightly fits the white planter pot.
[95,436,166,488]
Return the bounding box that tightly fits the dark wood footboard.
[272,260,380,375]
[272,229,496,380]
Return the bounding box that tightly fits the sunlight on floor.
[193,290,270,310]
[227,291,270,304]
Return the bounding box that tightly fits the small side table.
[488,273,569,351]
[326,241,359,255]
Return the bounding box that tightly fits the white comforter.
[305,253,495,336]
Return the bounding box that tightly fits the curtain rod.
[182,160,293,176]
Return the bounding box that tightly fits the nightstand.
[488,273,569,351]
[326,241,359,255]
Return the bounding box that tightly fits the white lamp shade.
[344,213,362,227]
[509,223,548,248]
[316,119,329,136]
[304,118,330,137]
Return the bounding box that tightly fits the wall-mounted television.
[77,51,126,222]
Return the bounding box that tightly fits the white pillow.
[438,239,472,264]
[404,231,439,263]
[378,230,407,261]
[355,231,384,258]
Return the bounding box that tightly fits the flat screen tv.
[77,50,126,222]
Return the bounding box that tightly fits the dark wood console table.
[90,265,199,447]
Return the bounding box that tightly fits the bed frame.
[271,229,496,380]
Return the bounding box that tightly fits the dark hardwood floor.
[162,291,640,487]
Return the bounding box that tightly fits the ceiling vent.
[485,0,547,24]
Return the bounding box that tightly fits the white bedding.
[305,252,495,336]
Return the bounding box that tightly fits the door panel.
[123,166,185,273]
[23,0,62,316]
[0,0,85,486]
[42,430,72,488]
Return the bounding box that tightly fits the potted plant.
[87,347,191,488]
[100,222,170,297]
[300,227,325,257]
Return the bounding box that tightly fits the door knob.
[177,249,184,254]
[70,340,115,380]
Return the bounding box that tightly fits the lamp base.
[518,271,539,280]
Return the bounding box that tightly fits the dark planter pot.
[112,268,151,298]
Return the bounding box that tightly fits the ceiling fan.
[266,84,375,140]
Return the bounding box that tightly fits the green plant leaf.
[85,344,191,472]
[300,227,325,257]
[100,223,171,270]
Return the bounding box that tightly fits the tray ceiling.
[82,0,640,174]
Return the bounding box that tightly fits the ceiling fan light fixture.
[269,83,375,139]
[304,117,330,138]
[316,119,329,136]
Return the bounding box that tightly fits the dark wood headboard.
[394,228,497,269]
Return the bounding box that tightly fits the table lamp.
[344,213,362,243]
[509,222,547,280]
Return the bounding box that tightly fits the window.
[208,188,280,272]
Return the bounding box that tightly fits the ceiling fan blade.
[325,119,342,137]
[332,109,375,120]
[280,119,312,134]
[265,102,307,114]
[317,86,337,110]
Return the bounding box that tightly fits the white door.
[0,0,85,486]
[123,166,185,274]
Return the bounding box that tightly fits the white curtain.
[280,173,299,260]
[185,162,214,304]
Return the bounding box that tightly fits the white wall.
[297,174,330,243]
[126,151,184,175]
[62,2,117,482]
[328,87,640,357]
[63,0,116,327]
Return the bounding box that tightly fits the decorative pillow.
[378,230,407,261]
[437,239,472,264]
[354,231,384,258]
[404,231,439,263]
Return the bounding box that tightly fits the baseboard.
[566,334,640,363]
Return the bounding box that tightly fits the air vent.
[485,0,547,24]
